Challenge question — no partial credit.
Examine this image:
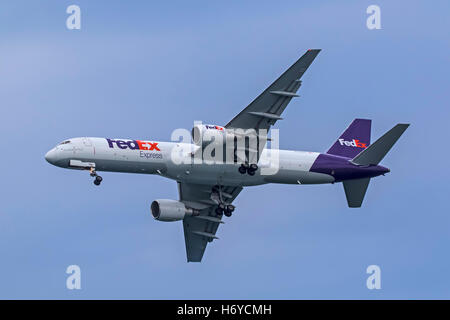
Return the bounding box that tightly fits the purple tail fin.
[327,119,371,158]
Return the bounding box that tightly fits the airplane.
[45,49,409,262]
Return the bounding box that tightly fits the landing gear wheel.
[215,207,224,216]
[226,205,235,213]
[223,204,235,217]
[238,165,247,174]
[93,175,103,186]
[247,163,258,175]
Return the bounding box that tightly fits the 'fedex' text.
[338,138,367,149]
[107,139,160,151]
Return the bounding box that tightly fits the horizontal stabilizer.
[352,124,409,166]
[343,178,370,208]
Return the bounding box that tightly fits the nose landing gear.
[90,168,103,186]
[238,163,258,175]
[93,176,103,186]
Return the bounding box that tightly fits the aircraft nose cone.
[45,149,58,164]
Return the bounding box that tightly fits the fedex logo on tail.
[107,139,160,151]
[338,138,367,149]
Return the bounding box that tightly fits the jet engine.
[191,124,229,147]
[151,199,196,222]
[191,124,264,164]
[191,124,264,146]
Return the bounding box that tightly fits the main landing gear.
[90,168,103,186]
[238,163,258,176]
[212,185,235,217]
[215,204,235,217]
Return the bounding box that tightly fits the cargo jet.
[45,50,409,262]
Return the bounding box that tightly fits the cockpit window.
[59,140,71,145]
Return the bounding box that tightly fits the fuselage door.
[82,137,92,147]
[80,137,95,158]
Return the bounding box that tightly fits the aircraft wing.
[225,49,320,131]
[178,182,242,262]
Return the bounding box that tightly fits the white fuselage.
[45,137,335,186]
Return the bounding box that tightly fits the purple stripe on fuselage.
[310,153,389,182]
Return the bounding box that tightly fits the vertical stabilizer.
[327,119,371,158]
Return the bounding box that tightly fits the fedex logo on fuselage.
[338,138,367,149]
[106,139,160,151]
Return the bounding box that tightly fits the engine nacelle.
[151,199,193,222]
[191,124,228,147]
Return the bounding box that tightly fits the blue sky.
[0,0,449,299]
